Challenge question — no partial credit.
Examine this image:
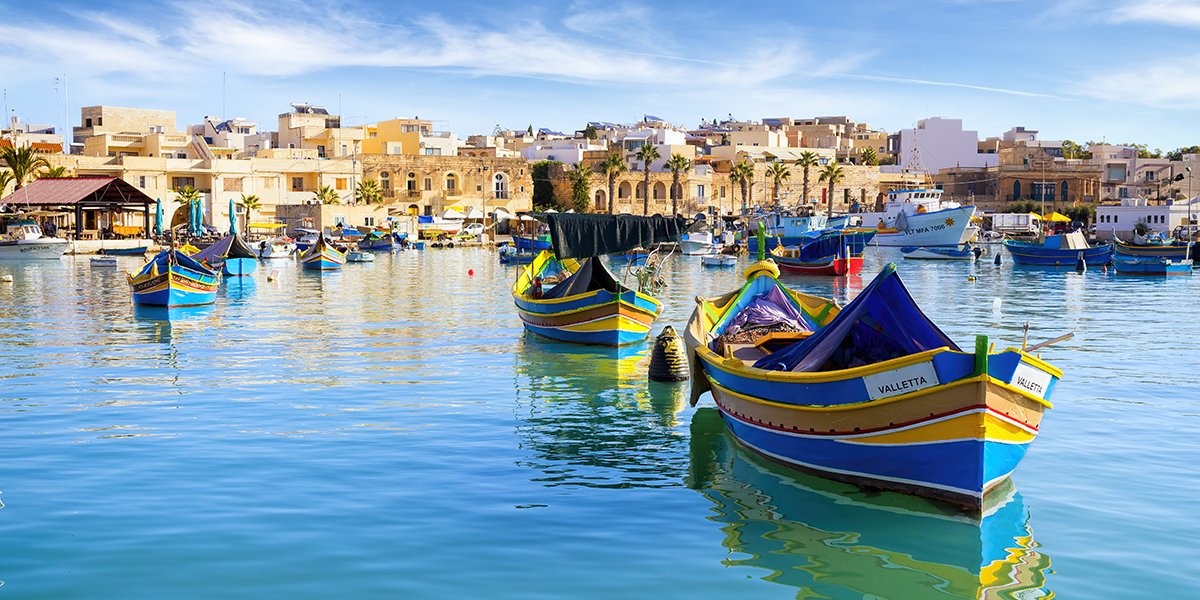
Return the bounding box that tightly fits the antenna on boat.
[1021,321,1030,350]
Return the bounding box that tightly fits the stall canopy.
[0,176,158,236]
[1042,212,1071,222]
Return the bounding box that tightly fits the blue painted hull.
[514,235,552,251]
[1113,256,1192,275]
[1114,241,1193,260]
[222,257,258,276]
[1005,241,1113,265]
[358,238,395,251]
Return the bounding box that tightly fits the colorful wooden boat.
[299,235,346,270]
[128,248,219,307]
[1004,232,1112,266]
[684,261,1060,510]
[771,230,875,275]
[1113,255,1192,276]
[514,234,552,252]
[901,244,982,261]
[357,232,395,252]
[513,250,662,346]
[192,233,259,276]
[1114,240,1193,260]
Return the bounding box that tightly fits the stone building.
[360,154,532,217]
[933,146,1102,212]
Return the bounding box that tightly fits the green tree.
[1063,204,1096,224]
[0,145,52,189]
[42,165,69,178]
[354,179,383,205]
[314,185,340,204]
[797,151,819,206]
[239,193,261,231]
[1120,143,1162,159]
[1006,200,1042,214]
[765,162,791,211]
[1166,146,1200,161]
[635,142,661,215]
[818,161,846,217]
[859,147,879,166]
[583,124,598,140]
[531,160,560,210]
[730,160,753,214]
[0,170,15,197]
[568,163,592,213]
[666,153,692,216]
[527,124,534,136]
[1061,140,1091,160]
[601,152,626,215]
[175,185,201,206]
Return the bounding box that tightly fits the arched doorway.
[618,181,632,199]
[594,189,607,212]
[1013,180,1021,200]
[653,181,666,200]
[407,204,419,216]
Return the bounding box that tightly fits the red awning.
[0,176,155,207]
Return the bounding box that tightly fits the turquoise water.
[1,248,1197,598]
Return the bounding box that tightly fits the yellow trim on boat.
[1004,347,1064,379]
[700,345,953,383]
[847,411,1036,445]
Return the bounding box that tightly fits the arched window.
[594,189,607,211]
[618,181,632,199]
[1061,180,1069,202]
[446,173,458,193]
[653,181,666,200]
[380,171,391,191]
[493,172,510,199]
[1013,180,1021,199]
[407,172,417,192]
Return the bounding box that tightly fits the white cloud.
[1074,58,1200,108]
[1110,0,1200,27]
[836,74,1054,98]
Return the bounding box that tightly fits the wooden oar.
[1025,332,1074,353]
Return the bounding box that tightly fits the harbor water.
[1,247,1197,598]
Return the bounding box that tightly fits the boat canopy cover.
[543,213,687,259]
[540,257,623,299]
[192,234,258,262]
[753,264,959,372]
[138,248,215,276]
[1046,231,1090,250]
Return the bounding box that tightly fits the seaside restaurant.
[0,176,157,239]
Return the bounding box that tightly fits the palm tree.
[0,170,14,197]
[355,179,383,205]
[797,151,819,208]
[314,185,340,205]
[175,185,201,206]
[0,145,51,189]
[860,147,879,166]
[666,153,692,216]
[635,142,660,215]
[42,166,69,178]
[765,162,791,211]
[818,161,846,217]
[239,193,261,231]
[730,160,753,214]
[602,152,626,215]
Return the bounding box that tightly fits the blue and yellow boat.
[191,233,259,276]
[514,251,661,346]
[1004,231,1112,266]
[128,248,219,307]
[299,234,346,270]
[1114,239,1193,261]
[684,260,1061,510]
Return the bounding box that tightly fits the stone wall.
[361,154,533,216]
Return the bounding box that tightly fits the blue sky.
[2,0,1198,149]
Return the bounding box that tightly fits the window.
[292,177,304,191]
[424,177,432,191]
[446,174,457,191]
[85,118,92,127]
[317,145,326,158]
[720,186,726,198]
[380,172,391,190]
[138,176,147,188]
[407,172,418,192]
[171,177,195,189]
[97,117,103,126]
[364,217,375,227]
[1114,215,1119,223]
[424,148,442,156]
[224,178,243,192]
[335,178,347,191]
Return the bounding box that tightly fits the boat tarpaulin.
[723,286,811,335]
[540,257,622,299]
[138,248,214,276]
[543,213,687,259]
[753,264,959,372]
[192,234,258,262]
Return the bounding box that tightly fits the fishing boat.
[1004,231,1113,266]
[98,246,148,256]
[346,250,375,263]
[681,231,721,255]
[299,234,347,270]
[1114,239,1193,261]
[901,244,983,261]
[745,212,829,254]
[512,213,684,346]
[357,231,395,252]
[255,237,294,259]
[770,230,876,276]
[127,248,219,307]
[856,189,978,247]
[0,218,69,260]
[513,234,552,252]
[684,242,1062,509]
[700,252,737,268]
[1113,255,1192,276]
[90,256,118,267]
[607,249,649,266]
[293,228,320,253]
[498,243,536,264]
[192,233,259,276]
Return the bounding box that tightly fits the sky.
[1,0,1199,150]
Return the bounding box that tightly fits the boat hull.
[130,267,218,307]
[222,257,258,276]
[514,235,552,252]
[99,246,148,256]
[1005,241,1113,266]
[681,240,720,255]
[901,246,976,261]
[1113,256,1192,276]
[515,288,661,346]
[299,239,346,270]
[871,207,978,247]
[1114,241,1192,260]
[0,239,68,260]
[775,255,862,275]
[701,255,737,268]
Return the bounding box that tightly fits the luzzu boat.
[1114,238,1193,261]
[770,229,876,275]
[1004,231,1112,266]
[512,213,685,347]
[192,233,259,276]
[684,259,1061,510]
[299,234,347,270]
[1113,255,1192,276]
[128,248,219,307]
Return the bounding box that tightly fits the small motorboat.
[90,256,119,267]
[1004,232,1112,266]
[99,246,148,256]
[1113,255,1192,276]
[256,238,295,259]
[681,231,720,255]
[701,253,737,268]
[346,250,375,263]
[0,218,69,260]
[901,244,984,261]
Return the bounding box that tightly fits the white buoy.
[1,274,12,283]
[992,298,1002,313]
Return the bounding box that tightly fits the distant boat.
[1004,232,1113,266]
[1114,239,1193,261]
[346,250,375,263]
[856,188,978,247]
[513,234,552,252]
[191,233,259,276]
[1113,255,1192,276]
[681,231,720,255]
[608,250,648,266]
[684,261,1062,510]
[700,253,737,268]
[0,218,68,260]
[128,248,218,307]
[745,213,829,254]
[901,244,982,261]
[255,238,294,259]
[357,232,395,252]
[90,256,118,267]
[498,243,536,264]
[771,230,876,275]
[299,234,346,270]
[98,246,148,256]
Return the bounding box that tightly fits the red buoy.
[468,269,474,276]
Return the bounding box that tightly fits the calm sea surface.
[1,247,1197,598]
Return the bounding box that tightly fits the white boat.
[0,218,69,260]
[90,256,119,267]
[700,252,737,267]
[255,238,295,259]
[680,231,721,255]
[857,189,978,247]
[900,245,983,261]
[346,250,375,262]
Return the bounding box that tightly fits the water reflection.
[512,334,690,488]
[221,277,257,303]
[687,408,1052,599]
